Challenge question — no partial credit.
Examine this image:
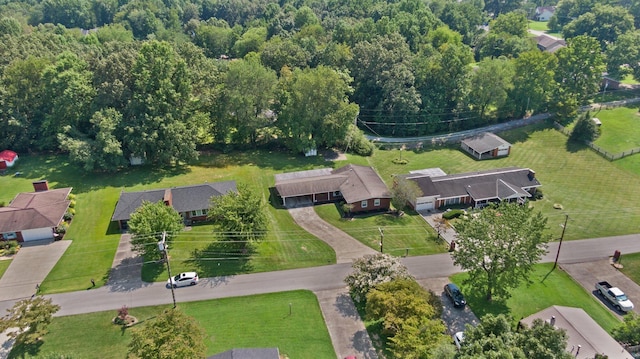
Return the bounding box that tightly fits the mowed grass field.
[592,106,640,154]
[9,290,334,359]
[451,263,622,333]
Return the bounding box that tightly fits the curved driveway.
[288,206,378,263]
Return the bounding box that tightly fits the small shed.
[0,150,18,169]
[460,133,511,160]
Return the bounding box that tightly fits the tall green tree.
[124,40,198,164]
[128,308,206,359]
[506,50,558,117]
[391,177,422,212]
[220,58,277,145]
[484,0,523,16]
[57,108,127,172]
[562,4,635,48]
[451,202,550,301]
[468,57,514,120]
[208,184,267,248]
[606,30,640,80]
[0,296,60,347]
[613,313,640,345]
[275,65,359,153]
[570,111,599,143]
[458,314,572,358]
[128,201,184,260]
[554,35,605,103]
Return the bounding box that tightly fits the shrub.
[345,253,413,303]
[1,240,19,255]
[442,209,464,220]
[56,222,69,234]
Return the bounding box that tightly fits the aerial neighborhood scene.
[2,0,640,358]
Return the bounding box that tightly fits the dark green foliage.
[570,112,599,143]
[128,201,184,260]
[612,313,640,345]
[442,209,464,220]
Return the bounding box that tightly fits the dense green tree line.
[0,0,637,170]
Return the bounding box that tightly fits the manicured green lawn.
[0,259,11,278]
[618,252,640,285]
[314,204,448,256]
[451,263,621,333]
[591,106,640,154]
[10,290,334,359]
[368,122,640,241]
[528,20,549,32]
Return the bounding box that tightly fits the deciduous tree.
[344,253,413,303]
[613,312,640,345]
[570,111,599,143]
[391,177,421,212]
[554,35,605,103]
[451,202,550,301]
[128,201,184,260]
[0,296,60,347]
[208,184,267,248]
[128,308,206,359]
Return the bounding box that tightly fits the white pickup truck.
[595,281,634,312]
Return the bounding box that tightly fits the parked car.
[167,272,199,288]
[453,331,464,349]
[595,281,634,312]
[444,283,466,308]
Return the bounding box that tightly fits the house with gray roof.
[111,181,237,230]
[0,180,72,242]
[520,306,633,359]
[536,34,566,53]
[461,133,511,160]
[400,167,540,211]
[274,164,391,213]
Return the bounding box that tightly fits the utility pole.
[378,227,384,253]
[553,214,569,271]
[158,231,177,308]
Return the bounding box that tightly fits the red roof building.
[0,150,18,168]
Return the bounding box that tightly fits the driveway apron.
[0,239,71,301]
[288,206,378,263]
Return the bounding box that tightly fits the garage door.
[415,200,434,211]
[497,148,510,156]
[21,227,54,241]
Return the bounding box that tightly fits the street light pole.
[553,214,569,271]
[378,227,384,253]
[159,231,177,308]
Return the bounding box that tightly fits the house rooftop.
[0,187,72,232]
[461,133,511,154]
[520,306,633,359]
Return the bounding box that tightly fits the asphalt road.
[1,233,637,317]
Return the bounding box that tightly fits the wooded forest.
[1,0,639,171]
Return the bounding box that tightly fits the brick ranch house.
[274,164,392,213]
[400,167,541,211]
[111,181,237,230]
[0,180,72,242]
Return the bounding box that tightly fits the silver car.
[167,272,199,288]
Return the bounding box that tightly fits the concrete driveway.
[0,240,71,301]
[417,278,479,335]
[561,259,640,318]
[288,206,378,263]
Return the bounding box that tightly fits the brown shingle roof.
[274,164,391,204]
[0,188,72,232]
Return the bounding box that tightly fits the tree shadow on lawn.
[565,139,589,154]
[463,291,510,320]
[7,340,42,359]
[194,149,327,172]
[10,154,191,195]
[498,121,551,145]
[184,241,254,285]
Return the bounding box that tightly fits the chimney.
[33,180,49,192]
[550,315,556,326]
[163,189,173,207]
[528,169,536,180]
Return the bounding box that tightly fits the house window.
[3,232,17,240]
[361,200,368,208]
[333,191,341,197]
[374,198,381,206]
[444,198,461,206]
[191,209,208,216]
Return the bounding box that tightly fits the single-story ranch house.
[460,132,511,160]
[274,164,391,213]
[520,306,633,359]
[0,180,72,242]
[111,181,237,230]
[401,167,541,211]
